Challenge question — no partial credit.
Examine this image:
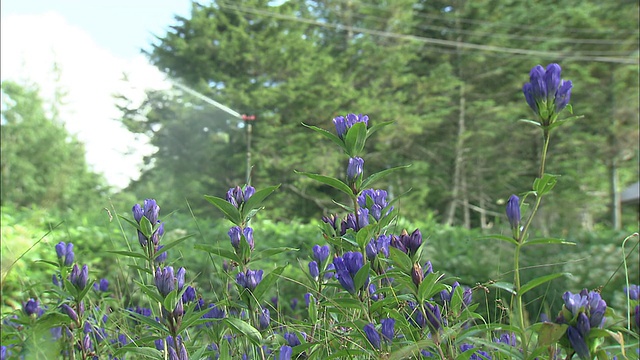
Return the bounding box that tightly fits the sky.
[1,0,193,189]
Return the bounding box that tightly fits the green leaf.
[474,234,518,246]
[253,266,286,303]
[533,174,558,195]
[113,346,163,359]
[125,309,168,335]
[388,247,412,273]
[361,165,411,190]
[344,121,367,156]
[295,171,353,197]
[252,247,298,262]
[518,119,542,127]
[329,297,363,309]
[522,238,575,247]
[118,215,140,231]
[223,317,262,345]
[530,322,568,346]
[33,259,60,268]
[488,281,516,295]
[520,272,569,295]
[127,264,153,275]
[139,216,153,239]
[365,121,393,140]
[301,123,347,152]
[194,244,240,263]
[156,234,194,256]
[242,185,280,220]
[134,280,166,305]
[547,114,584,130]
[353,262,370,292]
[355,225,374,250]
[204,195,242,225]
[105,250,148,260]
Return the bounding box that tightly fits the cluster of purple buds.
[321,214,340,235]
[182,286,196,303]
[440,282,473,307]
[93,278,109,292]
[333,113,369,140]
[312,245,330,265]
[390,229,423,257]
[23,299,43,317]
[333,251,366,294]
[340,209,369,234]
[69,264,89,291]
[522,63,572,125]
[494,332,517,348]
[365,234,391,261]
[284,332,303,347]
[132,199,164,247]
[154,266,186,298]
[358,189,391,221]
[557,289,607,359]
[236,269,263,292]
[226,185,255,208]
[228,226,254,251]
[55,241,74,266]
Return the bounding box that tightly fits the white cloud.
[1,12,168,189]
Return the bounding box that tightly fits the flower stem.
[512,129,552,356]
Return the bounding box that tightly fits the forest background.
[1,0,639,320]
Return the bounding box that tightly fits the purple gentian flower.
[363,323,381,349]
[309,261,319,280]
[154,266,175,297]
[506,195,520,231]
[258,308,270,330]
[69,264,89,290]
[23,299,40,316]
[522,63,572,124]
[347,157,364,184]
[278,345,292,360]
[381,318,395,343]
[236,269,263,291]
[625,285,639,300]
[312,245,330,265]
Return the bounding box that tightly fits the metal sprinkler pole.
[242,114,256,185]
[169,79,256,187]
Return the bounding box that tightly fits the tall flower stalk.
[510,63,576,354]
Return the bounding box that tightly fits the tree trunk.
[445,81,466,226]
[611,158,621,230]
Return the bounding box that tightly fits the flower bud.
[506,195,521,231]
[381,318,395,343]
[363,323,381,349]
[411,263,424,287]
[347,157,364,185]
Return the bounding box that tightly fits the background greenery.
[1,0,638,325]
